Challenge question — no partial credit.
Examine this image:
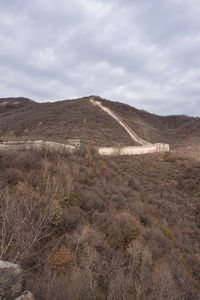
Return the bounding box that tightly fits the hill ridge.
[0,95,199,160]
[0,96,170,156]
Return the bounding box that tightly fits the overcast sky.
[0,0,200,116]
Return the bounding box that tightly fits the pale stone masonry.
[0,140,76,152]
[98,144,170,156]
[90,97,150,145]
[90,97,170,156]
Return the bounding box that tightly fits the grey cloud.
[0,0,200,116]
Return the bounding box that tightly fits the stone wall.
[0,141,170,157]
[0,140,77,153]
[0,140,170,157]
[90,97,170,156]
[90,98,151,145]
[98,143,170,156]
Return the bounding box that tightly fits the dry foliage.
[47,245,76,275]
[0,148,199,299]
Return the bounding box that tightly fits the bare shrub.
[26,271,71,300]
[61,207,83,233]
[47,244,76,275]
[128,176,142,191]
[49,199,64,225]
[106,212,140,249]
[142,227,172,260]
[107,270,131,300]
[0,189,50,264]
[0,144,199,299]
[28,265,100,300]
[80,190,105,212]
[126,240,153,299]
[75,225,108,256]
[68,191,83,207]
[4,167,23,185]
[152,262,179,300]
[170,262,200,300]
[129,202,152,226]
[40,157,74,201]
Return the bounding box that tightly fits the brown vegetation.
[0,96,199,299]
[0,147,199,299]
[1,96,200,161]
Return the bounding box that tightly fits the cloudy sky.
[0,0,200,116]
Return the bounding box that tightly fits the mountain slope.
[0,95,199,299]
[0,146,199,299]
[0,96,199,160]
[99,97,200,159]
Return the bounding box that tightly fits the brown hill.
[0,96,200,159]
[0,96,199,299]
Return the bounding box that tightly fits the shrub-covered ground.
[1,96,200,162]
[0,148,199,299]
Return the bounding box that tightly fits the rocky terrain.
[0,260,35,300]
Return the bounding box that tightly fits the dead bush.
[4,167,23,185]
[142,228,172,260]
[80,190,105,212]
[75,225,108,256]
[47,244,76,275]
[50,199,64,225]
[152,262,179,300]
[28,273,70,300]
[128,176,142,191]
[68,191,83,207]
[0,189,50,265]
[129,202,152,226]
[61,207,83,233]
[106,212,140,249]
[0,143,199,299]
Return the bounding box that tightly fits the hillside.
[99,98,200,159]
[0,96,136,147]
[0,96,200,160]
[0,148,199,300]
[0,96,200,300]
